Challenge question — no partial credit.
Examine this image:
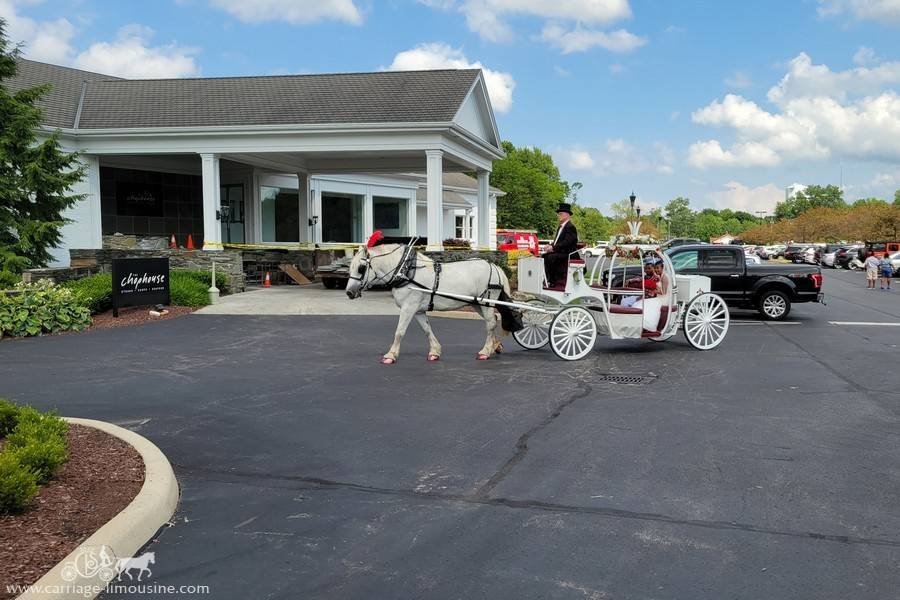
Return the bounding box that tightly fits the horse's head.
[346,245,369,299]
[346,243,402,299]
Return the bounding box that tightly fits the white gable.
[452,76,500,149]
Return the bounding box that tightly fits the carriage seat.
[607,305,642,314]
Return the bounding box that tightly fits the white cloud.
[562,139,674,175]
[0,2,199,78]
[540,23,645,54]
[387,43,515,113]
[817,0,900,25]
[210,0,363,25]
[853,46,878,65]
[767,52,900,104]
[689,52,900,169]
[567,149,595,170]
[0,0,76,62]
[73,25,199,78]
[554,65,571,76]
[708,181,782,213]
[724,70,752,89]
[423,0,641,53]
[688,140,781,169]
[609,62,625,74]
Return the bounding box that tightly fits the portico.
[8,59,505,263]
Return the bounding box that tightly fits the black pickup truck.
[666,245,824,320]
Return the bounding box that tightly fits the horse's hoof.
[495,343,504,354]
[427,354,440,362]
[381,357,396,365]
[476,353,490,360]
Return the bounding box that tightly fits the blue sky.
[3,0,900,215]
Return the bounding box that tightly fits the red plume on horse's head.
[366,230,385,248]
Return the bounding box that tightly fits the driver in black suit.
[543,203,578,287]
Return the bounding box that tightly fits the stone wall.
[103,234,170,250]
[21,266,100,285]
[70,248,246,291]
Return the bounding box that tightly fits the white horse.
[346,241,517,364]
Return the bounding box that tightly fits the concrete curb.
[17,418,179,600]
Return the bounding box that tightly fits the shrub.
[0,453,39,513]
[443,238,472,249]
[0,270,20,289]
[63,273,113,314]
[6,406,68,484]
[170,271,211,307]
[177,269,229,293]
[0,280,92,338]
[506,249,535,267]
[0,398,20,437]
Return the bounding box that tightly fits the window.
[372,196,408,235]
[705,249,738,268]
[455,215,474,239]
[670,250,698,270]
[261,186,299,242]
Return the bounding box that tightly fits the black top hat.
[556,202,573,215]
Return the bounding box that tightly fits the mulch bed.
[89,305,195,330]
[0,424,145,598]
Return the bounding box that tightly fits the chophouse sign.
[111,258,171,317]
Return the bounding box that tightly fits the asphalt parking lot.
[2,268,899,599]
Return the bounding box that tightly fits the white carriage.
[510,244,729,360]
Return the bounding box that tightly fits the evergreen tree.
[0,19,85,273]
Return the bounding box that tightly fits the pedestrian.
[879,254,893,290]
[864,252,880,289]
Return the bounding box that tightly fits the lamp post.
[627,191,642,237]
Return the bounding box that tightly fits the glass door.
[321,192,363,243]
[261,185,300,243]
[220,184,245,244]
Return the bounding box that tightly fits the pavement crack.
[172,464,900,549]
[471,379,593,500]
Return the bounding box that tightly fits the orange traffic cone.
[186,234,195,250]
[264,272,271,288]
[169,233,177,248]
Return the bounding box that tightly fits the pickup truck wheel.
[322,278,337,289]
[758,290,791,320]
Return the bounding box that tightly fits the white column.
[425,150,443,251]
[363,186,374,241]
[407,189,417,238]
[476,169,491,250]
[312,183,323,244]
[200,153,222,250]
[297,172,310,243]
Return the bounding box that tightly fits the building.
[7,59,505,267]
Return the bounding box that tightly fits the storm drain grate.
[595,374,658,385]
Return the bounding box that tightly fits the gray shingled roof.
[3,59,121,129]
[5,59,481,130]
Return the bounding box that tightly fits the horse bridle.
[349,243,419,292]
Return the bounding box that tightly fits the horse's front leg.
[383,303,417,364]
[414,312,442,361]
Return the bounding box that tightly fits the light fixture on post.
[627,191,642,237]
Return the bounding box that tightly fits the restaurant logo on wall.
[116,182,164,217]
[111,258,170,317]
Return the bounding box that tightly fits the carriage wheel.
[549,306,597,361]
[683,293,729,350]
[512,300,555,350]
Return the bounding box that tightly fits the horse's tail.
[494,266,523,334]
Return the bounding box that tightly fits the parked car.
[819,244,844,267]
[783,245,808,263]
[662,237,702,249]
[665,245,824,320]
[834,245,861,269]
[765,244,786,259]
[862,241,900,259]
[581,241,609,258]
[496,229,539,256]
[745,253,762,265]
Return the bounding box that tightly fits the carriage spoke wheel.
[512,300,555,350]
[549,306,597,361]
[683,293,729,350]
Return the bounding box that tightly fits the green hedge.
[65,269,229,314]
[0,280,92,338]
[0,270,20,289]
[0,400,69,513]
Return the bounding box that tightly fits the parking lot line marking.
[829,321,900,326]
[730,320,800,325]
